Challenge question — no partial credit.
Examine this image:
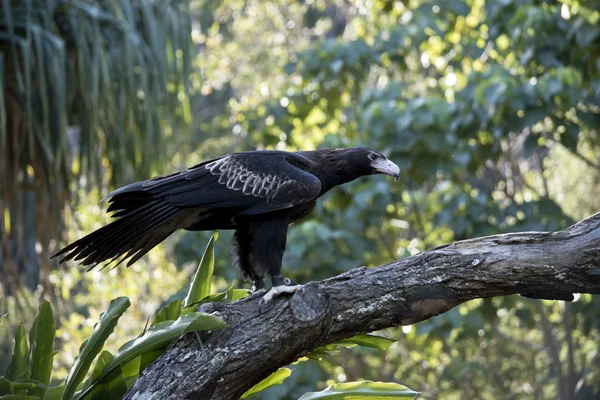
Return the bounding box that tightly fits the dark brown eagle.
[53,147,400,303]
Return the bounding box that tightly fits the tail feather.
[54,200,160,262]
[52,195,181,268]
[124,228,177,267]
[75,204,171,265]
[89,203,178,265]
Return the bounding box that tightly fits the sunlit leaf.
[62,297,130,400]
[298,381,418,399]
[7,324,29,382]
[151,300,182,326]
[241,368,292,398]
[28,300,54,397]
[337,334,396,350]
[40,385,63,400]
[183,232,219,308]
[77,312,226,399]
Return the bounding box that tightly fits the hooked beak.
[372,158,400,180]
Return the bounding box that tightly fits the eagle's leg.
[252,278,265,291]
[244,213,302,304]
[233,226,266,293]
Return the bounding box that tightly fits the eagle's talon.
[259,284,303,305]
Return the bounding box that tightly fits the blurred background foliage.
[1,0,600,399]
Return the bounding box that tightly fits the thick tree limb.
[124,213,600,400]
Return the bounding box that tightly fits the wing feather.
[139,152,321,214]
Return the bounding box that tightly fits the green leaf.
[298,381,418,399]
[139,349,165,373]
[306,344,340,360]
[62,297,130,400]
[183,232,218,308]
[40,385,63,400]
[150,300,182,326]
[0,378,13,395]
[78,312,226,399]
[225,286,249,303]
[7,324,29,382]
[0,395,42,400]
[120,356,139,379]
[337,334,396,350]
[28,300,55,397]
[86,351,113,387]
[180,293,227,315]
[81,351,127,400]
[241,368,292,398]
[9,382,45,393]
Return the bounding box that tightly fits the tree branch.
[124,213,600,400]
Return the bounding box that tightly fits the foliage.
[1,235,404,400]
[297,381,418,400]
[0,237,226,400]
[191,0,600,398]
[1,0,600,399]
[0,0,195,292]
[242,368,293,399]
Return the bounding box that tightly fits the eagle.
[52,147,400,303]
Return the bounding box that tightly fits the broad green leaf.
[0,395,41,400]
[151,300,182,326]
[88,368,127,400]
[298,381,418,399]
[40,385,63,400]
[337,334,396,350]
[139,349,165,373]
[28,300,55,397]
[225,287,249,303]
[89,351,114,385]
[62,297,130,400]
[183,232,218,308]
[77,312,226,399]
[80,351,127,400]
[241,368,292,398]
[7,324,29,382]
[120,357,140,380]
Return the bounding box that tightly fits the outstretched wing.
[115,152,321,215]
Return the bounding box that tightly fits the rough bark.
[124,213,600,400]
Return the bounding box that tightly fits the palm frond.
[0,0,196,291]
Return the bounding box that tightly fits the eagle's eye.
[368,153,377,161]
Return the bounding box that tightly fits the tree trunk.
[124,212,600,400]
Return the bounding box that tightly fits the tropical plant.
[188,0,600,398]
[0,0,195,293]
[0,234,225,400]
[1,233,416,400]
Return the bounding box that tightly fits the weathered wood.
[124,212,600,400]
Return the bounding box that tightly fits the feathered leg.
[245,213,302,304]
[232,224,264,291]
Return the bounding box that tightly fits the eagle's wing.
[109,152,322,215]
